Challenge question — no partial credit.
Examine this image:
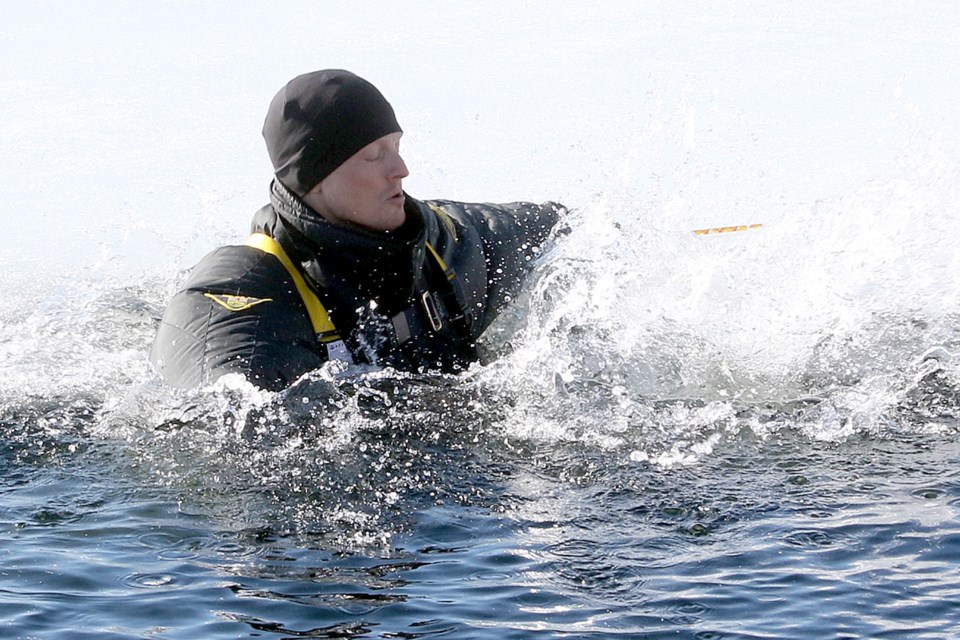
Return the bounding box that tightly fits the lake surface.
[3,193,960,637]
[3,2,960,637]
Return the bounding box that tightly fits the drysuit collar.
[263,179,429,315]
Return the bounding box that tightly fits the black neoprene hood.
[262,69,402,197]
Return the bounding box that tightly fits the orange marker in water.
[693,223,763,236]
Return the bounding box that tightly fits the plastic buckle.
[421,291,443,332]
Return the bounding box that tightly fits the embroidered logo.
[204,292,273,312]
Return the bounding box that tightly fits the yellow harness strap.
[245,225,456,345]
[426,204,457,281]
[245,233,338,339]
[425,243,455,281]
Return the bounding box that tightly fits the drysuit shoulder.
[425,199,564,332]
[150,244,324,391]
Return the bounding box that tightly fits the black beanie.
[262,69,402,197]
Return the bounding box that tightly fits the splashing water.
[4,2,960,636]
[3,122,960,640]
[476,119,960,466]
[1,107,957,529]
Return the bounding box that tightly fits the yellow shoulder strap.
[428,202,458,241]
[425,242,455,281]
[245,233,337,336]
[425,203,456,281]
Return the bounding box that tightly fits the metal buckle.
[421,291,443,332]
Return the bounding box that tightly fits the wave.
[2,135,958,547]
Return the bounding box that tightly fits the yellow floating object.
[693,223,763,236]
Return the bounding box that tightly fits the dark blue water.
[3,1,959,636]
[4,395,960,639]
[3,173,960,638]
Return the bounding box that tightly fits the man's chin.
[367,206,406,233]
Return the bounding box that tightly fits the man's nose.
[391,152,409,180]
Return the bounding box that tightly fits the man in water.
[151,69,564,390]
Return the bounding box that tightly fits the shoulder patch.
[204,292,273,312]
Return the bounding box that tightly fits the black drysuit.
[150,180,562,390]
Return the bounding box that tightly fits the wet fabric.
[151,182,563,390]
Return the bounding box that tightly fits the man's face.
[302,132,409,232]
